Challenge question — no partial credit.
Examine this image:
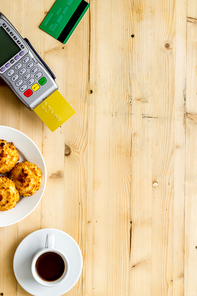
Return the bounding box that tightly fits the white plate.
[13,228,83,296]
[0,125,47,227]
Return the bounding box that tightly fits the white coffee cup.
[31,233,70,286]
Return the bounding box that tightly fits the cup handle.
[45,233,55,249]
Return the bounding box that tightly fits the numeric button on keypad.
[11,74,18,82]
[7,69,14,76]
[15,63,22,70]
[16,79,23,87]
[35,72,42,79]
[27,62,34,69]
[31,67,38,74]
[23,73,30,80]
[19,68,26,75]
[28,78,35,86]
[23,56,30,63]
[20,85,27,92]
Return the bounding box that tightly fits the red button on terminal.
[24,89,33,97]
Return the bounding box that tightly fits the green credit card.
[40,0,89,44]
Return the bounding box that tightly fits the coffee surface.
[36,252,65,281]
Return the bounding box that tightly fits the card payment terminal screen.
[0,27,20,66]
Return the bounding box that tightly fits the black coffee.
[35,252,65,282]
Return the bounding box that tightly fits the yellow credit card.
[34,90,75,132]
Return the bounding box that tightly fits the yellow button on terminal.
[32,83,40,92]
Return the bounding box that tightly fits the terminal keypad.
[6,54,47,98]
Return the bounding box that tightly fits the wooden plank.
[185,1,197,295]
[130,0,186,295]
[0,2,44,296]
[81,1,133,295]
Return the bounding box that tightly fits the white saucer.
[13,228,83,296]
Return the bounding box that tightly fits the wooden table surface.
[1,0,197,295]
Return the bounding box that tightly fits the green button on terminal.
[38,77,47,86]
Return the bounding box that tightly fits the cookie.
[0,140,19,173]
[0,176,19,211]
[9,161,42,197]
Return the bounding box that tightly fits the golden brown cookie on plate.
[0,176,20,211]
[9,161,42,197]
[0,140,19,174]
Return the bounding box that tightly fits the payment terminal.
[0,12,58,110]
